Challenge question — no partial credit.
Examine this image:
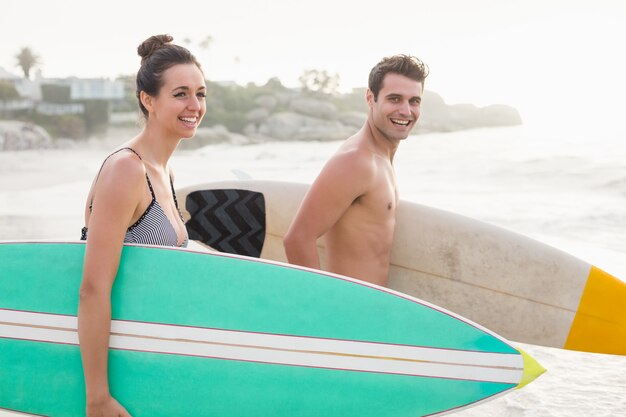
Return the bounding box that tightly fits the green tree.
[55,115,87,139]
[0,81,20,100]
[299,69,340,95]
[262,77,287,93]
[15,47,40,79]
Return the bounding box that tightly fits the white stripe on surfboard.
[0,309,523,384]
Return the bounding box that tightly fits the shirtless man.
[283,55,429,286]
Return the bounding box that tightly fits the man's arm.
[283,149,374,269]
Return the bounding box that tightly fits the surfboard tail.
[565,266,626,355]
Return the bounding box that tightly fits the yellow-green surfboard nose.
[516,348,546,389]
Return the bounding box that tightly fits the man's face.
[367,73,423,142]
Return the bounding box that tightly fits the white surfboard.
[178,179,626,356]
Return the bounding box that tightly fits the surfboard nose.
[516,347,546,389]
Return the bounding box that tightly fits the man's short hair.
[368,55,429,101]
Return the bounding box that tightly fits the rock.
[339,111,367,128]
[289,98,338,120]
[257,112,305,141]
[245,107,270,124]
[254,95,278,111]
[416,91,524,132]
[274,91,298,106]
[257,112,357,141]
[479,104,522,126]
[0,121,53,151]
[448,104,481,130]
[422,90,447,110]
[243,123,257,136]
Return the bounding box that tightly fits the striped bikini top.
[80,148,188,248]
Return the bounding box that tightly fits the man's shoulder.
[326,145,376,177]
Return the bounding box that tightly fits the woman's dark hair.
[368,55,429,101]
[136,34,203,118]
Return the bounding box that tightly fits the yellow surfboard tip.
[516,347,546,389]
[565,266,626,355]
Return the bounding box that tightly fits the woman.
[78,34,206,417]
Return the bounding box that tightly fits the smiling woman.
[76,34,207,417]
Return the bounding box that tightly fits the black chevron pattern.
[185,189,266,257]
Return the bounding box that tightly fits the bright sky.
[1,0,625,128]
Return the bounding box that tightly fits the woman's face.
[148,63,206,139]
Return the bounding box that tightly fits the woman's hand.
[86,395,132,417]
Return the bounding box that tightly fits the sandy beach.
[1,132,625,416]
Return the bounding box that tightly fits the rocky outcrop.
[339,111,367,129]
[1,89,522,150]
[416,91,522,133]
[288,98,338,120]
[240,90,521,143]
[248,112,354,142]
[0,121,53,151]
[243,97,364,142]
[254,94,278,111]
[478,104,523,127]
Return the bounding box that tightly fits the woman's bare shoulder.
[101,149,145,179]
[93,149,147,197]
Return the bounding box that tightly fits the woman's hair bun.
[137,34,175,62]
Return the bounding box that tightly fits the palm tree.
[15,47,40,79]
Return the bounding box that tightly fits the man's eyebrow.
[384,93,421,101]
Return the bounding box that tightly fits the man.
[283,55,428,286]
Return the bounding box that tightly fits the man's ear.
[366,88,375,108]
[140,91,154,114]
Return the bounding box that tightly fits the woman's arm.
[78,154,145,417]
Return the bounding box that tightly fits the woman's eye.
[174,92,186,98]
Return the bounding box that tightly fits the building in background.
[0,66,124,116]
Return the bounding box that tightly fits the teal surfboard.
[0,241,543,417]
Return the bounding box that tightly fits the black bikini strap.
[89,147,152,210]
[170,177,180,210]
[145,173,157,200]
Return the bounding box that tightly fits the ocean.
[183,124,626,281]
[1,124,625,416]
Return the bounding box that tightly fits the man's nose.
[398,100,411,115]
